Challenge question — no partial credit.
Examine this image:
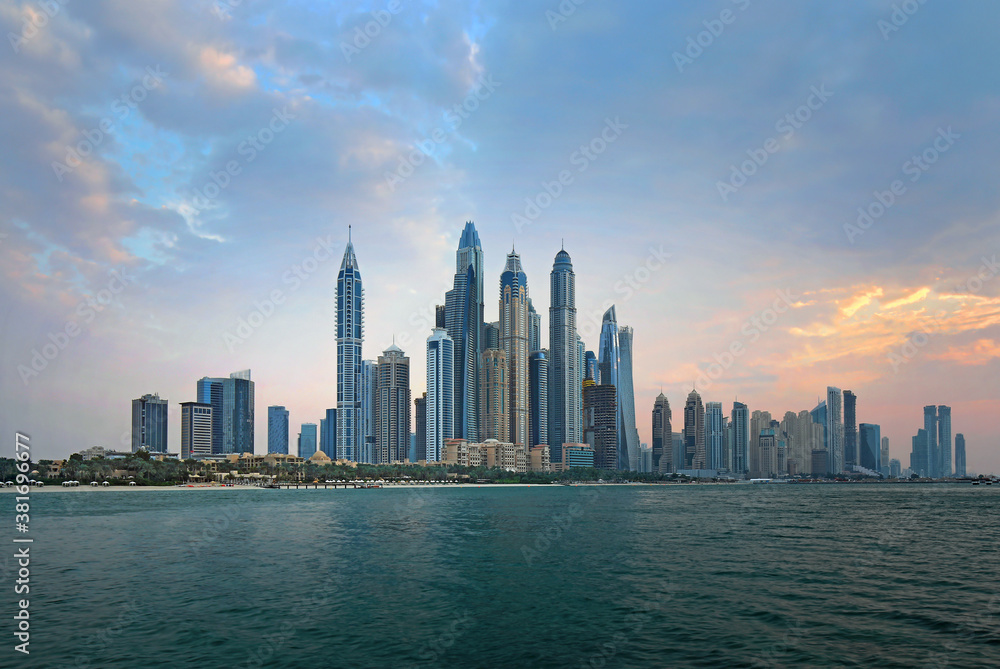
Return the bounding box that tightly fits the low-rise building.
[529,445,551,473]
[552,443,595,471]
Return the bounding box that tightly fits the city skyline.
[2,3,998,473]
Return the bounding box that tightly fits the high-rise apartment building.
[298,423,317,460]
[426,328,455,462]
[937,405,952,477]
[529,350,548,448]
[826,387,844,474]
[375,344,411,464]
[859,423,881,471]
[583,379,618,470]
[197,370,254,454]
[480,348,509,442]
[267,405,289,455]
[705,402,725,470]
[684,389,706,469]
[414,393,427,462]
[922,405,938,478]
[731,401,749,476]
[955,433,966,476]
[843,390,857,468]
[500,251,530,446]
[320,408,337,458]
[131,393,168,453]
[548,247,581,463]
[180,402,212,459]
[652,393,672,473]
[617,326,641,470]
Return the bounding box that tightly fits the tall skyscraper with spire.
[445,222,484,442]
[548,247,580,463]
[500,249,530,446]
[336,228,363,461]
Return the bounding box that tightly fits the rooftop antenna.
[349,224,352,243]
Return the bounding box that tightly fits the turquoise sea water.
[5,484,1000,667]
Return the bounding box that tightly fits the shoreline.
[0,479,984,493]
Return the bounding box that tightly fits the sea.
[7,483,1000,668]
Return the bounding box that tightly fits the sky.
[1,0,998,473]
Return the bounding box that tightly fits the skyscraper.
[859,423,881,471]
[955,433,966,476]
[705,402,725,470]
[414,393,427,462]
[181,402,212,459]
[583,379,618,470]
[548,247,580,463]
[500,250,530,446]
[843,390,857,468]
[131,393,168,453]
[320,408,337,458]
[911,428,931,477]
[375,344,411,464]
[684,389,706,469]
[881,436,890,472]
[196,377,224,453]
[923,405,939,478]
[597,306,638,470]
[426,328,454,462]
[198,370,253,454]
[937,405,952,477]
[585,350,597,382]
[298,423,317,460]
[444,222,485,442]
[731,401,749,476]
[481,348,509,442]
[826,387,844,474]
[529,350,548,448]
[484,322,500,350]
[528,299,541,354]
[617,326,641,471]
[336,229,363,461]
[358,359,376,463]
[652,393,672,473]
[267,405,289,454]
